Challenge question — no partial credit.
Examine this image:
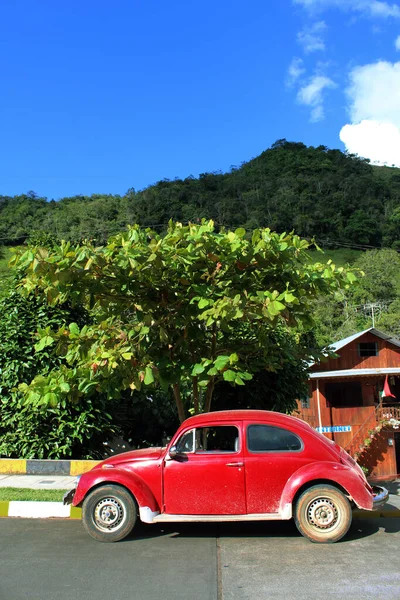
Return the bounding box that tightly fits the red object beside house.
[295,328,400,480]
[383,375,396,398]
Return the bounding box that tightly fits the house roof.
[310,367,400,380]
[330,328,400,352]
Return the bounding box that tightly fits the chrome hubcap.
[307,498,338,530]
[94,497,125,531]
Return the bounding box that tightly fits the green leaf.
[207,366,218,376]
[198,298,210,309]
[223,369,236,382]
[267,300,286,317]
[284,292,296,303]
[191,364,205,376]
[214,355,230,370]
[69,323,80,336]
[43,392,58,407]
[347,272,357,283]
[144,366,155,385]
[235,228,246,238]
[34,336,54,352]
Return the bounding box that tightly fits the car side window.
[194,426,239,453]
[247,424,302,452]
[175,429,195,453]
[175,426,239,454]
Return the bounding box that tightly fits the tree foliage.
[313,249,400,344]
[0,289,118,458]
[13,221,355,422]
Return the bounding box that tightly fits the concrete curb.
[0,459,100,476]
[0,501,82,519]
[0,502,398,520]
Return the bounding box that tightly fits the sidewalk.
[0,474,76,490]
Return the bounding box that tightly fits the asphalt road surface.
[0,518,399,600]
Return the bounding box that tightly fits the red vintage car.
[64,410,388,543]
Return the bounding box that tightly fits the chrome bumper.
[372,485,389,509]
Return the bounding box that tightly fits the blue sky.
[1,0,400,199]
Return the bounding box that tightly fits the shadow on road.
[123,516,400,544]
[347,517,400,541]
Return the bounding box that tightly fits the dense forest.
[1,139,400,248]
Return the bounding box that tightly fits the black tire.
[294,484,352,543]
[82,484,138,542]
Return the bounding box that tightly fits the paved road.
[0,518,399,600]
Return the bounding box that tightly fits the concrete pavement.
[0,474,76,489]
[1,517,400,600]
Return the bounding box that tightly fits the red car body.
[71,410,384,537]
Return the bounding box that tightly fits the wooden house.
[296,328,400,480]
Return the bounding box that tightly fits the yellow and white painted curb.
[0,501,82,519]
[0,459,99,476]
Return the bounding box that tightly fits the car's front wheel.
[82,484,138,542]
[294,484,352,543]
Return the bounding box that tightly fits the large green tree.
[13,221,355,422]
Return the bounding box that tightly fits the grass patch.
[309,248,361,267]
[0,488,67,502]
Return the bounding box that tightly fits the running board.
[153,513,282,523]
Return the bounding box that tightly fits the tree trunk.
[193,376,199,414]
[172,383,186,423]
[204,378,215,414]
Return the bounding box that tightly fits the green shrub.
[0,287,117,458]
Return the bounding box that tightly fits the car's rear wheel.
[294,484,352,543]
[82,484,138,542]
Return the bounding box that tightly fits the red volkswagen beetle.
[64,410,388,543]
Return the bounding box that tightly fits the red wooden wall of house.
[312,333,400,373]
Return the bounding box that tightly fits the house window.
[358,342,378,357]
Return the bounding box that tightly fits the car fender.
[279,461,373,516]
[72,467,160,520]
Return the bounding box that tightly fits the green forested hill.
[1,139,400,247]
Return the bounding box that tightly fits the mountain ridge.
[1,139,399,248]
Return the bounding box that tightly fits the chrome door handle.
[226,462,244,467]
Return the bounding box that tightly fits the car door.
[163,423,246,515]
[244,422,309,514]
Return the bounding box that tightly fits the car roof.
[181,410,312,431]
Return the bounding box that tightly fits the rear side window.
[247,424,302,452]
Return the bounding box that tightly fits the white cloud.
[345,61,400,122]
[297,21,327,53]
[297,74,336,121]
[395,34,400,48]
[340,120,400,165]
[294,0,400,18]
[287,57,306,86]
[340,61,400,166]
